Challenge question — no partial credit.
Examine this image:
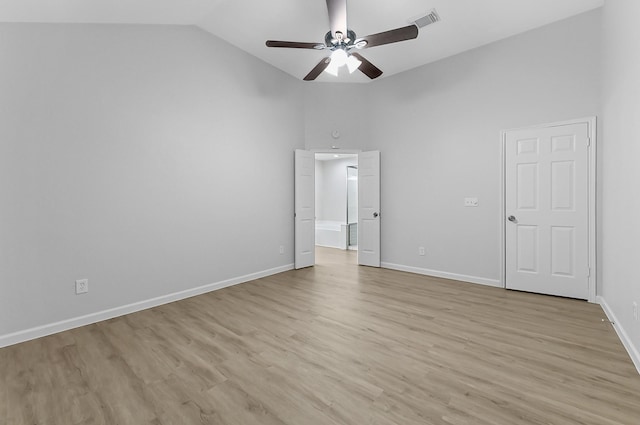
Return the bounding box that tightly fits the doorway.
[502,118,596,301]
[294,150,380,269]
[314,154,358,252]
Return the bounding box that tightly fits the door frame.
[499,117,597,302]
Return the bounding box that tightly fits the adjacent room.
[2,0,640,424]
[314,154,358,253]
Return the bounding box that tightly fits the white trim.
[501,116,597,133]
[311,148,362,155]
[499,130,507,289]
[0,264,294,349]
[500,117,597,303]
[598,296,640,375]
[381,262,502,288]
[587,117,597,303]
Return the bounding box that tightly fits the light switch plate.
[464,197,479,207]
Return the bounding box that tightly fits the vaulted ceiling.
[0,0,603,82]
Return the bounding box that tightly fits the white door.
[294,149,315,269]
[358,151,381,267]
[505,123,589,299]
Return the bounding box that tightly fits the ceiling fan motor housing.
[325,29,357,48]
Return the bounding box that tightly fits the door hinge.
[587,267,591,277]
[587,137,591,147]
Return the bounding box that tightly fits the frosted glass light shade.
[330,49,348,67]
[324,49,361,76]
[325,60,339,76]
[346,55,362,73]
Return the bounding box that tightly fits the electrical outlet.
[633,302,638,321]
[464,197,479,207]
[279,245,284,255]
[75,279,88,295]
[418,247,425,256]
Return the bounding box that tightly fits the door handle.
[508,215,517,223]
[373,212,379,218]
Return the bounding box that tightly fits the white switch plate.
[464,197,479,207]
[418,247,425,256]
[279,245,284,255]
[76,279,89,295]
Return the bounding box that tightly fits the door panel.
[516,225,538,273]
[505,123,589,299]
[551,226,574,277]
[294,150,315,269]
[358,151,380,267]
[517,163,538,210]
[551,161,574,210]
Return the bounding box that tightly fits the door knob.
[373,212,379,218]
[508,215,517,222]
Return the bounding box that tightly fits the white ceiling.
[0,0,603,83]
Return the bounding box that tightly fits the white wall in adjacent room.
[315,158,358,223]
[601,0,640,368]
[0,24,304,338]
[315,159,324,221]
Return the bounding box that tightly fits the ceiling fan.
[265,0,419,81]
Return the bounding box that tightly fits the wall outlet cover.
[76,279,89,295]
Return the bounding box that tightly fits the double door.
[294,150,380,269]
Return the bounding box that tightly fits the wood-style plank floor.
[2,247,639,425]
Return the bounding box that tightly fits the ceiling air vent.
[411,9,440,28]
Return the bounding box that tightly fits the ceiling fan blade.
[266,40,324,49]
[356,24,418,49]
[304,57,332,81]
[350,53,383,79]
[326,0,347,39]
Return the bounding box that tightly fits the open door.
[358,151,380,267]
[294,150,315,269]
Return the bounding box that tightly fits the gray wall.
[304,83,369,151]
[0,24,304,337]
[365,10,601,284]
[601,0,640,365]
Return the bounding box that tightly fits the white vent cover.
[411,9,441,28]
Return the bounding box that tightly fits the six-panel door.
[505,123,590,299]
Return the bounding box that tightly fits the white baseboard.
[0,264,294,349]
[597,296,640,375]
[380,262,502,288]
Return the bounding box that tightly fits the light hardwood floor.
[2,247,639,425]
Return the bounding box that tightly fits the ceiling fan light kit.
[265,0,421,81]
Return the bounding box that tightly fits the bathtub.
[315,220,348,250]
